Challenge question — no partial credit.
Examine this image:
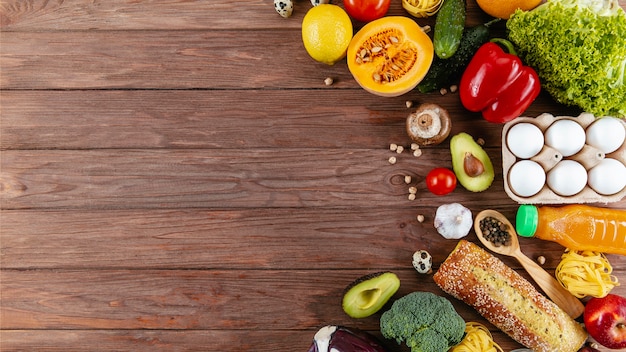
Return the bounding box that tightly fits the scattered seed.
[417,214,425,223]
[537,256,546,265]
[420,25,431,33]
[390,143,398,151]
[405,100,413,108]
[410,143,419,150]
[404,175,412,184]
[439,87,448,95]
[396,145,404,154]
[388,156,397,164]
[413,149,423,157]
[408,186,417,194]
[477,137,485,146]
[449,84,458,93]
[408,193,416,201]
[324,77,333,86]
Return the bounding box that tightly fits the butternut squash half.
[347,17,434,97]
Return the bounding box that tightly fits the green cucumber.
[417,21,496,93]
[433,0,466,59]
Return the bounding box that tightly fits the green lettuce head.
[507,0,626,118]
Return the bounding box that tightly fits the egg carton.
[502,112,626,204]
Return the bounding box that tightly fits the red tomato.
[343,0,391,22]
[426,168,457,195]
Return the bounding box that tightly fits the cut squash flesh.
[347,16,434,97]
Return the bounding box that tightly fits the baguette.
[433,240,587,352]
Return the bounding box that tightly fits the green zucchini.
[417,21,496,93]
[433,0,466,59]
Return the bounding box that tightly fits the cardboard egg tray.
[502,112,626,204]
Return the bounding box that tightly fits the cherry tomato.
[343,0,391,23]
[426,168,457,195]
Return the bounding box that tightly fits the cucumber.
[433,0,466,59]
[417,21,494,93]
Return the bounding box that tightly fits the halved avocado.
[450,132,494,192]
[342,272,400,318]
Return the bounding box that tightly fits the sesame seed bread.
[433,240,587,352]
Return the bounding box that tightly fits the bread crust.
[433,240,587,352]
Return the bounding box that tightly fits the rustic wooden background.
[2,0,625,350]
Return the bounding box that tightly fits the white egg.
[546,160,587,196]
[588,158,626,195]
[508,160,546,197]
[585,117,626,154]
[506,123,544,159]
[544,119,586,157]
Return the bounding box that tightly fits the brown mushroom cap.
[406,103,451,146]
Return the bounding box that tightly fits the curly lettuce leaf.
[507,0,626,118]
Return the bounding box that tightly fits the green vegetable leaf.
[507,0,626,118]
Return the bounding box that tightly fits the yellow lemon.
[476,0,542,19]
[302,4,353,65]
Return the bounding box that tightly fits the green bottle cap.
[516,204,538,238]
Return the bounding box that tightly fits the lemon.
[302,4,353,65]
[476,0,542,19]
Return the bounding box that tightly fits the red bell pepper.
[460,38,541,124]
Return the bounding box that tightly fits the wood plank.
[0,30,337,89]
[2,0,625,31]
[2,269,624,349]
[0,329,527,351]
[0,269,484,330]
[0,0,496,31]
[1,148,519,210]
[9,207,621,270]
[0,89,581,150]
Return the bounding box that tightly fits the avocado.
[342,271,400,318]
[450,132,494,192]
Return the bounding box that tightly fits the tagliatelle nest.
[402,0,444,17]
[450,322,504,352]
[555,249,620,298]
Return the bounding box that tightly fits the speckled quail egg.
[506,122,544,159]
[412,250,433,274]
[310,0,330,5]
[586,117,626,154]
[544,119,586,157]
[588,158,626,195]
[508,160,546,197]
[547,160,587,196]
[274,0,294,18]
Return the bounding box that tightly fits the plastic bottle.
[515,204,626,256]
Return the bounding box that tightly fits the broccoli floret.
[379,291,465,352]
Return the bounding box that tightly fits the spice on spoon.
[479,216,512,247]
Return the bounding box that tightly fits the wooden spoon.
[474,209,585,319]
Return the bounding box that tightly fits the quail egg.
[508,160,546,197]
[546,160,587,196]
[274,0,294,18]
[586,117,626,154]
[506,122,544,159]
[588,158,626,195]
[544,119,586,157]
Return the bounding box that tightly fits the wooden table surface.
[2,1,625,351]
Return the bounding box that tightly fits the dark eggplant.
[307,325,388,352]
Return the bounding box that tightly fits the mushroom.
[434,203,473,239]
[412,250,433,274]
[406,103,451,146]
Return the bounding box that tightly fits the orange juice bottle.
[515,204,626,256]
